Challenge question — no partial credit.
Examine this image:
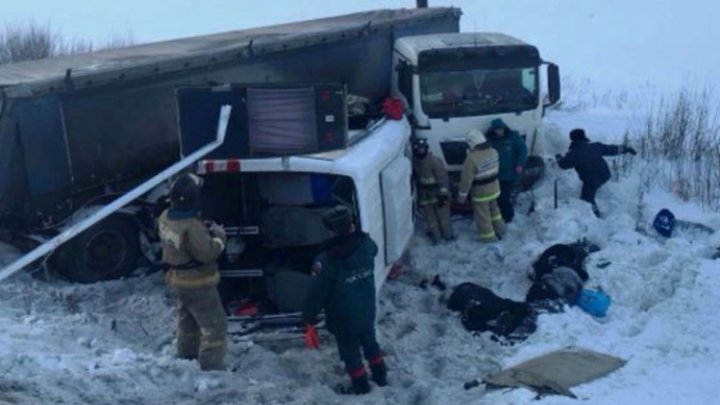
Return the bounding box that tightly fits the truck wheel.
[58,216,140,283]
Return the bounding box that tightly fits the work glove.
[437,194,448,207]
[304,323,320,349]
[624,146,637,155]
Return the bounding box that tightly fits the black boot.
[370,361,388,387]
[350,374,371,394]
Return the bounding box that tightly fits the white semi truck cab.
[392,33,560,171]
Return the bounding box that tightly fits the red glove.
[304,324,320,349]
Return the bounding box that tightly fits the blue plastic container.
[575,288,611,318]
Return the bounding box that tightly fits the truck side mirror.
[546,63,561,107]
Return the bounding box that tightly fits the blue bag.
[653,208,675,237]
[575,288,611,317]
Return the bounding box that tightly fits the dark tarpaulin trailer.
[0,8,460,229]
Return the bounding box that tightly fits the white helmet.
[466,129,487,148]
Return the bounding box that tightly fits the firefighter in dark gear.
[303,206,387,395]
[159,173,228,371]
[487,118,528,223]
[457,129,505,242]
[412,137,455,244]
[556,128,637,217]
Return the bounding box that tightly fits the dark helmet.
[169,173,204,210]
[412,137,429,158]
[322,205,353,235]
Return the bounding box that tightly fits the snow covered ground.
[1,96,719,404]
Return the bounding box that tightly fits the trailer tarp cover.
[0,8,460,93]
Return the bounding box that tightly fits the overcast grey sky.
[3,0,719,91]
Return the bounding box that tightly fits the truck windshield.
[420,66,538,118]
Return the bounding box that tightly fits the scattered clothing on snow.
[529,241,598,282]
[447,241,603,342]
[448,282,537,343]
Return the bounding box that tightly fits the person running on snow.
[302,206,388,395]
[556,128,637,217]
[412,137,455,244]
[158,173,228,371]
[486,118,527,223]
[457,129,505,242]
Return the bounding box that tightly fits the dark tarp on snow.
[483,347,626,398]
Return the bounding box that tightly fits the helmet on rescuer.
[465,129,487,149]
[412,137,429,158]
[169,173,204,210]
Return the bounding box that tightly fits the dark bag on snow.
[652,208,675,237]
[531,242,597,282]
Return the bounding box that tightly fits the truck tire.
[57,216,140,283]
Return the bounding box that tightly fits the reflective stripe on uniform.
[492,213,503,222]
[472,191,501,203]
[419,176,437,185]
[479,230,497,240]
[419,198,438,206]
[168,272,220,288]
[201,339,227,350]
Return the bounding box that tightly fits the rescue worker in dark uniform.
[487,118,527,223]
[556,128,637,217]
[302,206,387,395]
[411,137,455,244]
[457,129,505,242]
[158,173,228,371]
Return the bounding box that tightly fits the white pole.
[0,105,232,283]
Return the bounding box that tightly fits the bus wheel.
[57,216,140,283]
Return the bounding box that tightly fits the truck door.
[380,155,414,265]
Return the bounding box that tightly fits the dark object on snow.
[448,283,534,341]
[431,274,447,291]
[526,266,583,305]
[530,241,598,282]
[652,209,676,237]
[482,348,626,399]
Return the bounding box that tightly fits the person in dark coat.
[303,206,387,395]
[487,118,528,223]
[556,128,636,217]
